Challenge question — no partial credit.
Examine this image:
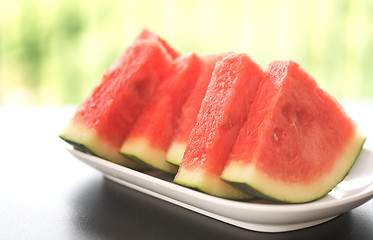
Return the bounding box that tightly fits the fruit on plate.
[221,60,366,203]
[120,53,202,174]
[136,29,179,59]
[174,53,264,199]
[166,54,226,166]
[59,31,177,169]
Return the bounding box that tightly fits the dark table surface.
[1,101,372,240]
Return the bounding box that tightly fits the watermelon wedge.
[174,53,264,199]
[120,53,202,174]
[221,60,366,203]
[59,31,177,169]
[136,29,179,59]
[166,54,226,166]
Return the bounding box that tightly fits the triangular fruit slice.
[174,53,264,199]
[166,54,226,166]
[136,29,179,59]
[59,31,177,169]
[120,53,202,174]
[221,60,366,203]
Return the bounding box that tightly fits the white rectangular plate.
[66,147,373,232]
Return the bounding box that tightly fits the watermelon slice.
[166,54,226,166]
[136,29,179,59]
[174,53,264,199]
[221,60,366,203]
[120,53,202,174]
[59,31,177,169]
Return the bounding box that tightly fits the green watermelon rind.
[221,133,366,203]
[165,141,187,166]
[120,150,177,174]
[120,152,164,172]
[59,120,146,170]
[60,136,147,171]
[174,168,254,201]
[60,136,94,154]
[120,137,178,174]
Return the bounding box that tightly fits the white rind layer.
[174,167,253,200]
[59,120,144,169]
[120,137,178,174]
[221,129,366,203]
[166,141,187,166]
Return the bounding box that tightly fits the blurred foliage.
[0,0,372,105]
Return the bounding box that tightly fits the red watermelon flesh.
[120,53,202,174]
[59,35,177,169]
[136,29,179,59]
[104,29,178,85]
[166,54,227,166]
[221,60,366,203]
[174,53,264,199]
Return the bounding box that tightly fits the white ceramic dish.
[67,147,373,232]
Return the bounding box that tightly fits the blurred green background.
[1,0,372,105]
